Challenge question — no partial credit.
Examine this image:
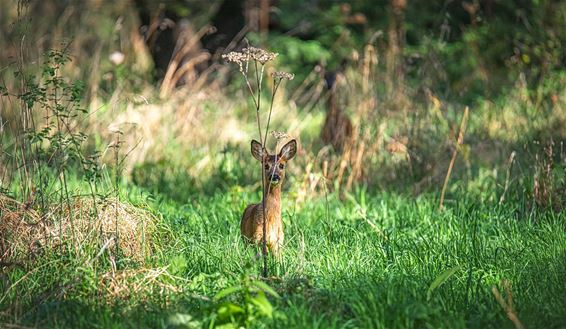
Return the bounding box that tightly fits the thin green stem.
[262,79,281,148]
[255,61,263,145]
[251,60,269,278]
[243,74,259,110]
[114,132,121,254]
[240,50,258,112]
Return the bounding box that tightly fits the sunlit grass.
[4,182,564,328]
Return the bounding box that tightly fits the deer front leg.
[268,241,282,260]
[268,228,284,260]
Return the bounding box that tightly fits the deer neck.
[262,184,281,219]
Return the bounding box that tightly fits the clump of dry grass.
[0,194,155,267]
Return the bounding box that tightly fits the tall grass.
[4,189,565,328]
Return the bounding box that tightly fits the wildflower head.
[222,51,248,73]
[222,51,247,64]
[271,71,294,81]
[271,131,290,142]
[243,47,278,65]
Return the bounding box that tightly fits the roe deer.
[240,139,297,256]
[321,70,353,153]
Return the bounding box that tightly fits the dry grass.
[159,24,215,98]
[290,44,387,196]
[98,267,185,304]
[100,81,243,172]
[0,194,155,266]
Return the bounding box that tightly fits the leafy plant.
[211,275,282,328]
[168,313,201,329]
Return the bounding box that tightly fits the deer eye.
[264,163,270,170]
[278,163,285,169]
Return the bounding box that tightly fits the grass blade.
[427,266,461,301]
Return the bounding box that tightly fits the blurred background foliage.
[1,0,565,204]
[3,0,565,99]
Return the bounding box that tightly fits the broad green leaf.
[167,313,200,328]
[214,285,243,300]
[215,324,238,329]
[217,302,245,320]
[251,280,280,298]
[169,255,188,275]
[250,292,273,318]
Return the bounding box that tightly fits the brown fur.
[240,139,297,256]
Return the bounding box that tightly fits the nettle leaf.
[250,291,273,318]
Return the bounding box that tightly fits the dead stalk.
[492,280,526,329]
[439,106,469,210]
[346,136,366,191]
[499,151,516,205]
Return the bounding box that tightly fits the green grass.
[4,182,565,328]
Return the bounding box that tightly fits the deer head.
[251,139,297,188]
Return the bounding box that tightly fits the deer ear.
[279,139,297,161]
[251,140,264,161]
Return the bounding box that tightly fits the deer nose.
[270,173,280,182]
